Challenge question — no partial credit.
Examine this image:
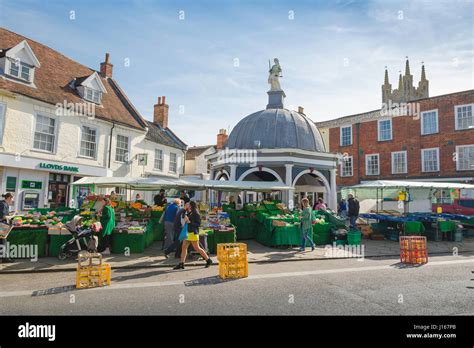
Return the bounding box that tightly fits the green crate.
[347,230,361,245]
[312,222,331,245]
[151,210,164,219]
[112,232,146,254]
[145,222,155,247]
[153,222,164,241]
[235,218,257,240]
[439,221,456,233]
[208,229,236,254]
[48,234,72,257]
[6,228,48,258]
[404,221,425,235]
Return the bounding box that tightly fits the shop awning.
[72,176,293,192]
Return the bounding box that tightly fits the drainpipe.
[355,123,361,184]
[108,122,115,169]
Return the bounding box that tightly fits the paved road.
[1,255,473,315]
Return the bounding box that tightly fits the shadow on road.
[184,276,239,287]
[31,285,76,297]
[390,262,425,269]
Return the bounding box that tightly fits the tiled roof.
[0,27,147,130]
[145,120,187,151]
[186,145,215,160]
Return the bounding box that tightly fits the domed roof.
[226,108,326,152]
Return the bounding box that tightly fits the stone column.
[285,164,294,209]
[329,168,337,211]
[229,165,237,181]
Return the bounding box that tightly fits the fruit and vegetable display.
[11,212,64,227]
[114,220,146,234]
[203,212,232,230]
[151,205,164,212]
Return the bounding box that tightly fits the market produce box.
[48,227,72,257]
[315,210,347,229]
[403,221,425,236]
[112,231,146,254]
[7,227,48,258]
[271,224,300,247]
[235,218,257,240]
[207,228,236,254]
[438,220,456,233]
[153,221,165,241]
[151,210,164,219]
[145,221,155,247]
[256,211,269,223]
[313,222,331,245]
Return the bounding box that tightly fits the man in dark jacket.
[347,194,360,229]
[180,191,190,204]
[154,189,167,206]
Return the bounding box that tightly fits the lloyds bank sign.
[39,162,80,173]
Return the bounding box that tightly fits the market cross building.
[207,60,340,210]
[0,27,186,212]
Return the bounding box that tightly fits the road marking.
[0,258,473,298]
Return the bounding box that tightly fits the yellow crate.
[217,243,247,262]
[219,260,248,279]
[76,263,111,289]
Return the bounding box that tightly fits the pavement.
[1,254,473,315]
[1,237,473,273]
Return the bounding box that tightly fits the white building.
[0,27,186,211]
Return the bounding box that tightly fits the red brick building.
[316,89,474,188]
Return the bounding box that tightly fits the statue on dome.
[268,58,283,91]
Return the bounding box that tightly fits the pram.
[58,215,101,260]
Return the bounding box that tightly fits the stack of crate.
[217,243,248,279]
[76,251,111,289]
[399,236,428,265]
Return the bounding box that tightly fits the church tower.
[381,58,429,104]
[417,63,429,99]
[381,67,392,103]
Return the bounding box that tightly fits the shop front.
[0,153,108,212]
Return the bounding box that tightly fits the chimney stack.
[154,96,169,128]
[216,129,228,150]
[298,106,304,114]
[100,53,113,78]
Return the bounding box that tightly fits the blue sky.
[1,0,473,146]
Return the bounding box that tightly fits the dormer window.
[74,71,107,105]
[8,60,31,82]
[84,87,102,104]
[0,40,40,86]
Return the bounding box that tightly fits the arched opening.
[292,170,331,209]
[239,167,283,202]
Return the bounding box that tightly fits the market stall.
[72,176,293,254]
[344,180,474,213]
[4,208,80,258]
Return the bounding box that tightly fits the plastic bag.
[178,223,188,241]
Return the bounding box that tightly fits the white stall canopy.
[343,180,474,200]
[351,180,474,190]
[72,176,292,192]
